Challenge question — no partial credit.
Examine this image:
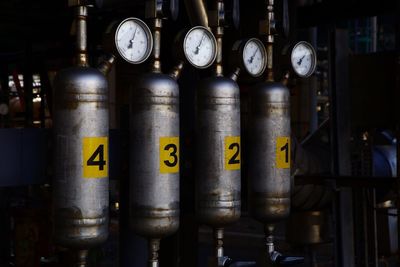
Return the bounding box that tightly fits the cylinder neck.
[169,61,185,80]
[265,0,275,82]
[98,54,116,76]
[75,6,89,67]
[213,0,224,77]
[148,239,160,267]
[214,228,224,263]
[152,18,162,73]
[265,224,275,255]
[75,249,89,267]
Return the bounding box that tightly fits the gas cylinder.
[129,16,180,239]
[53,5,113,249]
[249,82,291,223]
[195,76,241,227]
[130,72,180,238]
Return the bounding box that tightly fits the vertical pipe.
[265,0,275,82]
[309,27,318,133]
[76,6,88,67]
[152,18,162,73]
[213,0,224,76]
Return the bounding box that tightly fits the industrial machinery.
[124,2,186,266]
[195,1,243,266]
[248,0,299,265]
[53,2,115,266]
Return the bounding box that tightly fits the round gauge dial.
[242,38,267,77]
[115,18,153,64]
[290,41,317,78]
[183,26,217,69]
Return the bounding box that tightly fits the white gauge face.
[183,26,217,69]
[115,18,153,64]
[291,41,317,77]
[242,39,266,77]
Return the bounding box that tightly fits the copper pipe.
[152,18,162,73]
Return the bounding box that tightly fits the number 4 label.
[276,137,290,169]
[82,137,108,178]
[225,136,240,171]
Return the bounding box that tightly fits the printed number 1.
[280,142,289,163]
[276,137,290,169]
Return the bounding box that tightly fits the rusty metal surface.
[249,82,291,224]
[195,76,241,227]
[130,73,180,238]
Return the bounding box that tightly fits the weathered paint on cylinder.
[249,82,291,223]
[53,67,109,248]
[130,72,180,238]
[196,77,241,227]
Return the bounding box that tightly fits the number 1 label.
[82,137,108,178]
[276,137,290,169]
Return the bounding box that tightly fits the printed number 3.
[87,145,106,170]
[164,143,178,167]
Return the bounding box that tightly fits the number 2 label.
[82,137,108,178]
[276,137,290,169]
[160,137,179,174]
[225,136,241,170]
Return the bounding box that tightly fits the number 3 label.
[225,136,240,170]
[276,137,290,169]
[83,137,108,178]
[160,137,179,174]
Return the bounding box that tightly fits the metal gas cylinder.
[129,72,180,238]
[195,76,241,227]
[53,6,113,249]
[249,82,291,223]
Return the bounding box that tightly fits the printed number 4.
[87,145,106,170]
[280,142,289,163]
[164,144,178,167]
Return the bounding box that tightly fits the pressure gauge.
[115,18,153,64]
[242,38,267,77]
[290,41,317,78]
[183,26,217,69]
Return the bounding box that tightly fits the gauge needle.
[127,27,137,49]
[194,34,206,55]
[297,55,305,65]
[248,48,259,64]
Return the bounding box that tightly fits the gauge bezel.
[242,38,267,77]
[183,26,217,69]
[114,17,153,64]
[290,41,317,78]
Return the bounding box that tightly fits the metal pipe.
[148,239,160,267]
[97,54,116,76]
[169,61,185,80]
[213,0,224,76]
[265,0,275,82]
[184,0,209,28]
[76,6,88,67]
[152,18,162,73]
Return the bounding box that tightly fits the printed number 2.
[83,137,108,178]
[160,137,179,173]
[225,136,240,170]
[276,137,290,169]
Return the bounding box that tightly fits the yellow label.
[82,137,108,178]
[276,137,290,169]
[160,137,179,174]
[224,136,241,170]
